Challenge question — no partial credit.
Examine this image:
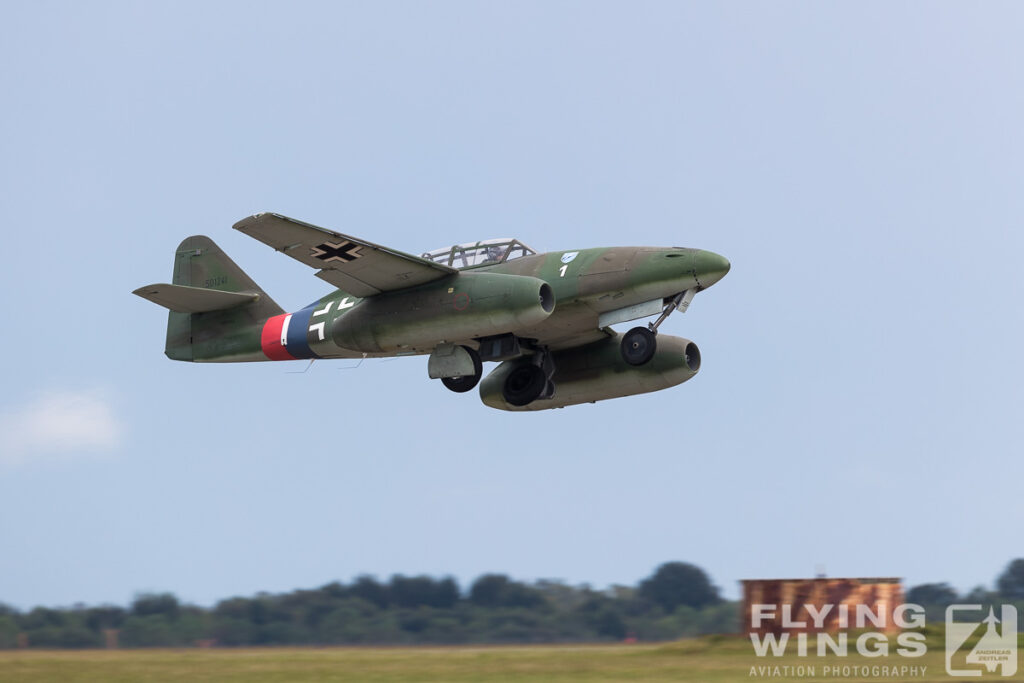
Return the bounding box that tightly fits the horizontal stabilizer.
[133,283,259,313]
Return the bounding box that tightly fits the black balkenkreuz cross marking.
[311,241,364,264]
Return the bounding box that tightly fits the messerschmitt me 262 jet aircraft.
[134,213,730,411]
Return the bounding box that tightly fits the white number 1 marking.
[559,265,568,278]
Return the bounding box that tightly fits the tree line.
[3,558,1023,649]
[905,558,1024,624]
[0,561,733,648]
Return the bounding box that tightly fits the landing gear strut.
[620,289,696,366]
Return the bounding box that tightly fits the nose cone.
[693,250,730,289]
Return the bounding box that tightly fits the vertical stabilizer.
[164,236,284,361]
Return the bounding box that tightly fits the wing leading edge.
[233,212,457,297]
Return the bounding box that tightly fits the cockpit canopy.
[421,238,537,269]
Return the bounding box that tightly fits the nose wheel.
[621,326,657,366]
[619,289,696,366]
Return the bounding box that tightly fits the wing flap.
[233,213,456,295]
[313,269,382,298]
[132,283,259,313]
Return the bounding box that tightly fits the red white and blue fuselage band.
[260,303,322,360]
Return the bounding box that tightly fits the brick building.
[741,577,904,636]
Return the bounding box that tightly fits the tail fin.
[134,235,284,362]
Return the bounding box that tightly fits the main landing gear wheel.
[502,364,547,406]
[621,326,657,366]
[441,346,483,393]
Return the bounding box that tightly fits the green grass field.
[1,637,1020,682]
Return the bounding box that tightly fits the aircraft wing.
[233,212,457,297]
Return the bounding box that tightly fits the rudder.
[163,236,284,362]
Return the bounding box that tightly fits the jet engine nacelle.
[332,272,554,353]
[479,334,701,411]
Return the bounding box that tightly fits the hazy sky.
[2,2,1022,609]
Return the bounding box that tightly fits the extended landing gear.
[441,347,482,393]
[502,364,546,405]
[621,326,656,366]
[502,345,556,406]
[430,344,483,393]
[620,289,697,366]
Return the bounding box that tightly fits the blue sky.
[1,2,1022,609]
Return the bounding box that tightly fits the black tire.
[502,364,547,406]
[621,326,657,366]
[441,346,483,393]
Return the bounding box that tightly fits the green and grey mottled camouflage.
[134,213,729,410]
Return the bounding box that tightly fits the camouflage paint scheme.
[134,213,729,411]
